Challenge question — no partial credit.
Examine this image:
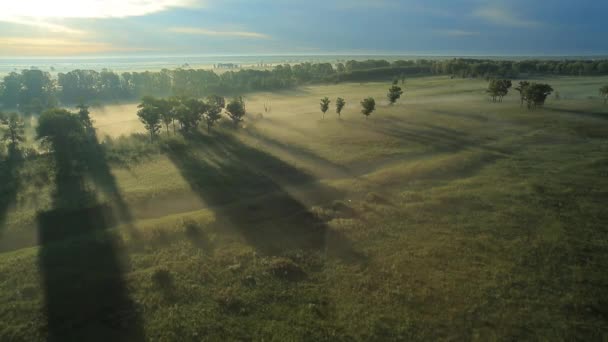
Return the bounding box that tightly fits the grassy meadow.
[1,76,607,340]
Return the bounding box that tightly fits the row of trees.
[487,80,512,102]
[319,82,403,119]
[3,59,608,113]
[487,79,555,109]
[136,95,246,141]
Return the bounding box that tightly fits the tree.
[156,98,174,136]
[0,112,26,152]
[387,84,404,105]
[137,105,161,142]
[37,109,87,169]
[206,95,226,109]
[172,104,190,132]
[204,101,223,133]
[320,97,331,119]
[226,96,246,128]
[76,103,94,134]
[515,81,530,107]
[523,83,553,110]
[360,97,376,119]
[600,85,608,105]
[336,97,346,118]
[487,79,512,102]
[180,98,208,133]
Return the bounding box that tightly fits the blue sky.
[0,0,606,56]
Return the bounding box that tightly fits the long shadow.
[242,125,353,179]
[166,131,363,260]
[37,131,144,341]
[82,130,135,224]
[0,149,22,239]
[342,119,506,155]
[544,107,608,121]
[430,109,490,123]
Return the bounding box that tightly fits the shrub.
[151,269,173,289]
[266,257,305,281]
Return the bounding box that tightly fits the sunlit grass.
[1,76,607,340]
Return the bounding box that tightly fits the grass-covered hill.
[1,76,607,340]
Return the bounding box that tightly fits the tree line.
[318,81,404,120]
[3,59,608,113]
[486,79,561,110]
[136,95,245,141]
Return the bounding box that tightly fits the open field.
[1,76,608,340]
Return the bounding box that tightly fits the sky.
[0,0,606,57]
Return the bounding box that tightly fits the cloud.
[0,18,85,35]
[436,29,480,37]
[0,0,202,19]
[473,6,540,28]
[168,27,271,39]
[0,0,204,37]
[0,37,151,55]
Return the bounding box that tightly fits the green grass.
[0,76,607,340]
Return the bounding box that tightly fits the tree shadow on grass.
[544,107,608,121]
[342,118,507,155]
[241,125,353,179]
[37,133,144,341]
[0,150,21,238]
[165,131,364,261]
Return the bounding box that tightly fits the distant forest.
[2,58,608,113]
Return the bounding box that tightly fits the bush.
[266,257,305,281]
[151,268,173,289]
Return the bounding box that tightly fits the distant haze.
[2,54,608,76]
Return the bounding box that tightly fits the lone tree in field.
[487,79,512,102]
[515,81,530,107]
[600,85,608,105]
[320,97,331,119]
[0,112,26,152]
[523,83,554,110]
[360,97,376,120]
[137,104,162,142]
[226,96,246,128]
[336,97,346,118]
[204,99,223,133]
[387,84,404,105]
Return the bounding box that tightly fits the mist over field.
[1,0,607,341]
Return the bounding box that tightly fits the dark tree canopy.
[204,99,223,133]
[387,85,404,105]
[487,79,512,102]
[320,97,331,119]
[523,83,554,109]
[226,97,246,128]
[515,81,531,106]
[336,97,346,118]
[37,108,88,167]
[600,85,608,105]
[137,104,162,141]
[0,112,26,151]
[361,97,376,119]
[206,95,226,109]
[76,103,94,135]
